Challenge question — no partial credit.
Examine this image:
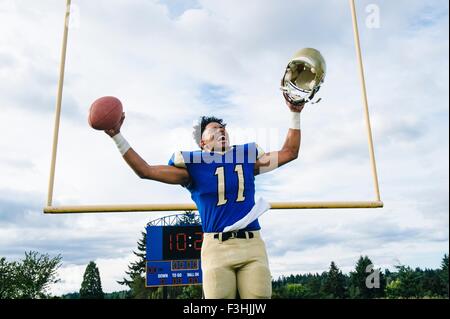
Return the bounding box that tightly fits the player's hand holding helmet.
[281,48,326,106]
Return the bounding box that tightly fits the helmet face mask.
[281,48,326,105]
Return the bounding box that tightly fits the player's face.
[201,122,230,152]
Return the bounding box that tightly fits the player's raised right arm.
[104,113,191,186]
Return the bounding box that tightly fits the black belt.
[214,230,254,241]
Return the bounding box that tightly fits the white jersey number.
[214,165,246,206]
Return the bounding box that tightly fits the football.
[88,96,123,130]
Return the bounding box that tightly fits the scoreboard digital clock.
[146,225,203,287]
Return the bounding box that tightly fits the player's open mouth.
[217,135,226,142]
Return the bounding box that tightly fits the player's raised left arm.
[254,96,304,175]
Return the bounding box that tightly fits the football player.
[105,48,325,298]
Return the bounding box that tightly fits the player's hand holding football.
[105,112,125,137]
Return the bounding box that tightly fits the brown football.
[88,96,123,130]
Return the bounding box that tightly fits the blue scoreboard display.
[146,225,203,287]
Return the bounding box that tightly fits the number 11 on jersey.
[214,165,246,206]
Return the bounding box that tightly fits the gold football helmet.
[281,48,326,105]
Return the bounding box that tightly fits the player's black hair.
[193,116,226,148]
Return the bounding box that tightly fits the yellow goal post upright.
[44,0,383,214]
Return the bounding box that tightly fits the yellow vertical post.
[349,0,382,201]
[47,0,71,206]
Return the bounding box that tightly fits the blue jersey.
[168,143,265,233]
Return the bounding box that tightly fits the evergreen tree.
[104,290,131,299]
[320,262,347,299]
[177,211,199,225]
[118,231,158,299]
[79,261,104,299]
[418,268,443,297]
[177,285,203,299]
[304,273,323,298]
[118,231,147,288]
[385,265,421,298]
[253,255,448,299]
[61,292,80,299]
[440,254,449,297]
[349,256,385,299]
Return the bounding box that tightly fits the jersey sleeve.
[168,151,187,168]
[168,151,193,189]
[255,143,265,160]
[245,142,265,163]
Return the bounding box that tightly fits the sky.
[0,0,448,295]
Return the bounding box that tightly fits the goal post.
[44,0,383,214]
[43,201,384,214]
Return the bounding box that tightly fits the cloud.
[49,254,136,296]
[158,0,200,19]
[0,189,159,267]
[0,0,448,294]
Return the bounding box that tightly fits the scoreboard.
[146,225,203,287]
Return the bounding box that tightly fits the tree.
[0,252,61,299]
[118,231,147,288]
[418,268,443,297]
[61,292,80,299]
[385,265,422,299]
[15,251,62,299]
[0,257,18,298]
[177,285,203,299]
[80,261,104,299]
[385,278,402,299]
[283,283,311,299]
[118,231,157,299]
[177,211,199,226]
[440,254,449,297]
[305,274,324,298]
[349,256,385,299]
[104,290,132,299]
[320,262,347,299]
